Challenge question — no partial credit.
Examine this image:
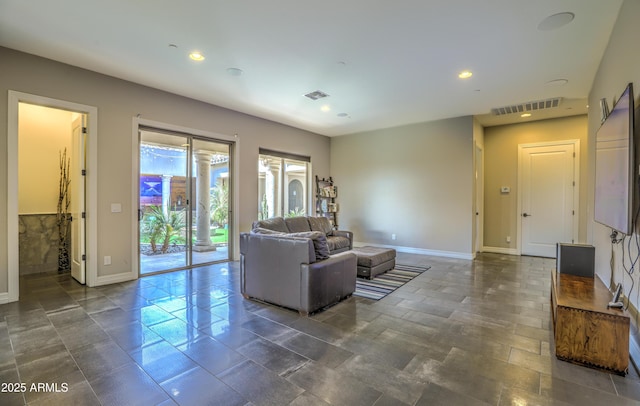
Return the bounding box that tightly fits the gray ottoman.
[351,246,396,279]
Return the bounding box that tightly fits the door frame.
[6,91,98,302]
[131,117,240,276]
[517,139,580,256]
[474,143,484,255]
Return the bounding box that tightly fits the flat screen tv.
[594,83,635,235]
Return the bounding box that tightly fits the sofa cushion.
[326,236,351,253]
[308,216,334,236]
[289,231,330,260]
[284,216,312,233]
[251,227,284,235]
[253,217,289,233]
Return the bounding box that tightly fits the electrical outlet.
[506,236,511,243]
[391,234,397,240]
[104,256,111,266]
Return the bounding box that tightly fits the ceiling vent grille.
[304,90,329,100]
[491,97,562,116]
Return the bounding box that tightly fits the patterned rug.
[354,264,431,300]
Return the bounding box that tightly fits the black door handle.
[522,213,531,217]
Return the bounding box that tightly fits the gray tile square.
[218,360,304,406]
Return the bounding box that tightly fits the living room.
[1,0,640,404]
[2,0,626,299]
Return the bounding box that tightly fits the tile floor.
[1,253,640,405]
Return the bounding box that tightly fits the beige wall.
[0,47,330,294]
[588,0,640,307]
[483,115,589,250]
[18,103,74,214]
[331,116,475,258]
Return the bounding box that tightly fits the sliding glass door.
[139,129,231,275]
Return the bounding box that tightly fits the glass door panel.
[258,154,308,219]
[284,159,307,216]
[258,155,282,219]
[139,131,189,275]
[191,139,230,266]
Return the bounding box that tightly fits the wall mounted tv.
[594,83,635,235]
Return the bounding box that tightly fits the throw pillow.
[308,216,334,236]
[288,231,330,260]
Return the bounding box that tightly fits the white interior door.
[520,141,578,257]
[71,115,86,283]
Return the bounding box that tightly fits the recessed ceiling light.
[538,12,575,31]
[521,113,532,118]
[189,51,205,61]
[321,105,331,112]
[226,67,243,76]
[458,70,473,79]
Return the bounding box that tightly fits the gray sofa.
[240,216,357,315]
[252,216,352,253]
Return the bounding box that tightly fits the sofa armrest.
[300,251,357,313]
[332,230,353,250]
[240,232,316,310]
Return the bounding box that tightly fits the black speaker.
[557,243,595,278]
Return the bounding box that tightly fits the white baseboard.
[353,241,474,260]
[482,246,519,256]
[93,271,137,287]
[0,292,10,304]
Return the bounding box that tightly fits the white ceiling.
[0,0,624,136]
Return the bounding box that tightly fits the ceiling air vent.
[491,97,562,116]
[304,90,329,100]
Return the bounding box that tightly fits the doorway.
[518,140,579,257]
[17,104,86,282]
[7,91,97,302]
[138,128,233,275]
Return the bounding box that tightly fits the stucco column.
[161,175,172,218]
[193,151,215,251]
[264,162,280,217]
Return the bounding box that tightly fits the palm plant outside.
[210,182,228,228]
[141,205,186,253]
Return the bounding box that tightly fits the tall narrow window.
[258,149,310,219]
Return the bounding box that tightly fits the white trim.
[517,139,580,257]
[7,91,98,302]
[474,143,484,254]
[482,246,519,256]
[0,292,9,305]
[132,117,241,277]
[353,241,474,260]
[94,271,140,287]
[7,94,19,302]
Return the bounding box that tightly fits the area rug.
[354,264,431,300]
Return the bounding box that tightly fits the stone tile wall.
[18,214,68,275]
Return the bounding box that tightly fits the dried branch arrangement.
[57,148,71,272]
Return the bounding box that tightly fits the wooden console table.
[551,271,630,375]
